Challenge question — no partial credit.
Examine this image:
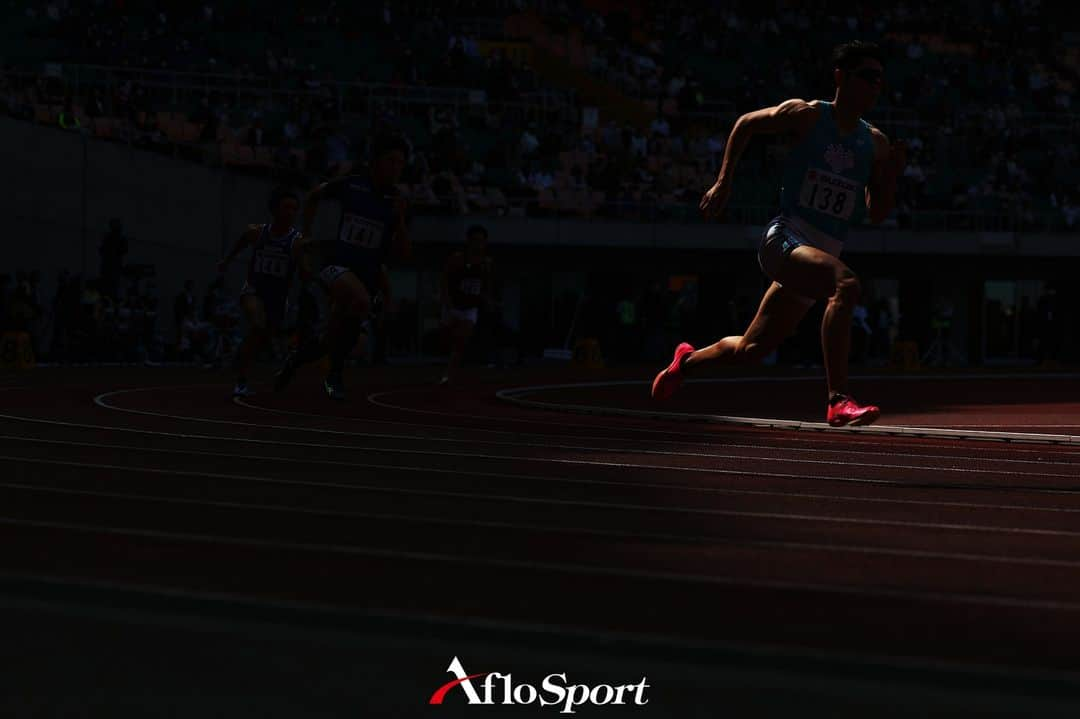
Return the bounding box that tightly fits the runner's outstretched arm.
[701,99,818,220]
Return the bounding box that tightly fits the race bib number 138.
[798,169,858,220]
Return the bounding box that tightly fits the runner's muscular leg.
[237,294,268,376]
[683,281,813,370]
[325,270,371,376]
[770,244,861,397]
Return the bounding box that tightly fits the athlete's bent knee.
[831,270,860,308]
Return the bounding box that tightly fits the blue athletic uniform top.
[247,223,300,299]
[779,101,876,243]
[448,254,491,310]
[322,175,397,290]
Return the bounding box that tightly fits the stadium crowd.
[2,1,1077,366]
[3,0,1077,228]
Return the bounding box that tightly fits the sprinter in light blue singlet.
[651,41,908,428]
[776,100,875,252]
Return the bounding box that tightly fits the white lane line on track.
[5,411,1048,495]
[89,388,1080,476]
[5,433,1080,514]
[6,377,1060,459]
[7,515,1080,612]
[367,384,1080,456]
[7,479,1080,570]
[235,394,1080,466]
[24,389,1080,481]
[496,384,1080,446]
[80,395,1080,491]
[5,453,1080,538]
[7,381,1080,459]
[235,409,1080,479]
[17,384,1080,674]
[920,425,1080,429]
[4,389,1078,493]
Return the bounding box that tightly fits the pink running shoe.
[651,343,695,401]
[827,394,881,427]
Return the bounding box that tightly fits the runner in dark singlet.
[439,224,494,385]
[274,134,410,399]
[217,186,306,397]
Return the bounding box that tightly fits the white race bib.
[798,169,859,220]
[253,250,289,278]
[459,278,482,296]
[339,213,384,249]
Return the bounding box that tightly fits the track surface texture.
[5,364,1080,717]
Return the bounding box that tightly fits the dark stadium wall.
[4,116,275,338]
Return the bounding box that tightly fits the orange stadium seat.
[34,105,55,124]
[92,117,118,139]
[179,122,202,143]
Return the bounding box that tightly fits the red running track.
[5,366,1080,690]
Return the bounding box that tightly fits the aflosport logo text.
[429,657,650,714]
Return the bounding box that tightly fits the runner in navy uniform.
[439,224,494,385]
[274,135,410,399]
[218,186,306,397]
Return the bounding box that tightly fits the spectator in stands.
[520,125,540,157]
[58,97,80,130]
[9,272,39,337]
[79,278,103,360]
[85,89,106,119]
[192,96,220,143]
[325,126,351,177]
[99,219,129,299]
[201,276,238,368]
[283,113,301,146]
[0,274,11,331]
[1062,194,1080,230]
[3,0,1078,232]
[174,280,196,349]
[48,271,72,362]
[247,117,265,148]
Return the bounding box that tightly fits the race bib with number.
[459,278,482,296]
[798,169,859,221]
[339,213,385,249]
[253,251,289,278]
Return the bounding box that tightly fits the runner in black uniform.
[439,224,494,385]
[218,186,306,397]
[274,135,410,399]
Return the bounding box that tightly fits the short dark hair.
[268,185,300,212]
[466,224,488,241]
[832,41,885,72]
